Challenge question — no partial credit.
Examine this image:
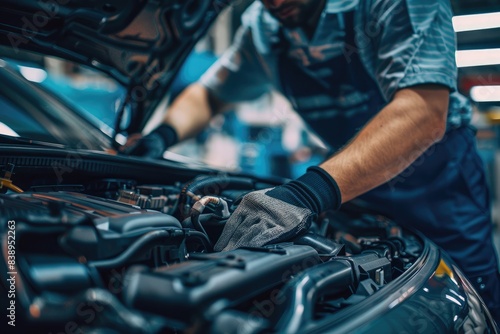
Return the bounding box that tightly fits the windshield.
[0,55,114,150]
[1,54,125,134]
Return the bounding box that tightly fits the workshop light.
[453,12,500,32]
[455,49,500,68]
[18,66,47,83]
[0,122,19,137]
[470,85,500,102]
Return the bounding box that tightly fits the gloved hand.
[214,166,341,251]
[123,124,178,158]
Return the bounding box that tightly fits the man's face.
[260,0,324,28]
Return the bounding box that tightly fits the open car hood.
[0,0,231,134]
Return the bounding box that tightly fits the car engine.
[0,160,424,334]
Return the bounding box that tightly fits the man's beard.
[268,2,316,28]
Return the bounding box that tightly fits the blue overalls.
[277,11,500,322]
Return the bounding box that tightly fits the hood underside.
[0,0,231,133]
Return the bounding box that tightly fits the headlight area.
[0,172,497,333]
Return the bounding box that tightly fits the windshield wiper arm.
[0,134,67,148]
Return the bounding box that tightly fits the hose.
[88,230,181,269]
[273,253,387,333]
[273,259,355,333]
[184,196,231,250]
[179,176,255,217]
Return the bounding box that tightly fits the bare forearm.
[320,86,448,202]
[163,83,228,141]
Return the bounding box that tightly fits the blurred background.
[1,0,499,257]
[448,0,500,260]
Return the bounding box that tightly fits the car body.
[0,1,498,333]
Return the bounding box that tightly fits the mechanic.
[125,0,500,322]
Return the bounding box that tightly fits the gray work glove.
[124,124,178,159]
[214,166,342,251]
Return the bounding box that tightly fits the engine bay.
[0,154,424,333]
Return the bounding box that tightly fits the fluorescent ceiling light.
[455,48,500,68]
[470,85,500,102]
[453,12,500,32]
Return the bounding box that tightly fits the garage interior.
[0,0,499,331]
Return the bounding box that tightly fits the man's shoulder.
[357,0,447,29]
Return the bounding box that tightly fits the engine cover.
[1,191,184,261]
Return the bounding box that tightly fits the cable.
[188,196,231,248]
[0,163,23,193]
[185,229,213,252]
[0,179,23,192]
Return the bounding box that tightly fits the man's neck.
[303,0,326,40]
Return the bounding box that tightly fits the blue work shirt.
[200,0,471,151]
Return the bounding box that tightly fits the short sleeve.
[199,25,272,103]
[361,0,458,101]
